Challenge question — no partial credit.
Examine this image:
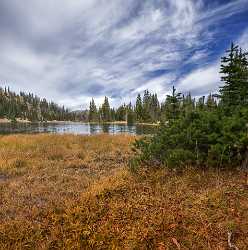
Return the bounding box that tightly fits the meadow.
[0,134,247,249]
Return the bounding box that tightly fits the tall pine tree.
[220,43,248,108]
[89,98,98,122]
[101,96,111,122]
[135,94,143,122]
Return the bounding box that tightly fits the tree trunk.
[242,149,248,186]
[241,149,248,169]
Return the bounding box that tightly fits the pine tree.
[237,48,248,105]
[135,94,143,122]
[126,102,135,125]
[220,43,248,108]
[110,108,116,122]
[163,86,182,120]
[206,94,217,111]
[196,96,205,111]
[89,98,98,122]
[142,90,152,122]
[150,94,160,122]
[181,93,195,116]
[115,104,126,121]
[101,96,111,122]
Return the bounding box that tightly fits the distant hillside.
[0,87,87,122]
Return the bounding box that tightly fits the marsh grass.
[0,134,247,249]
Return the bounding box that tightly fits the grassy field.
[0,134,247,249]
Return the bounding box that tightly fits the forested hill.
[0,87,86,122]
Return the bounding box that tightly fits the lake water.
[0,122,157,135]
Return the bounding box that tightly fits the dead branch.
[228,231,239,250]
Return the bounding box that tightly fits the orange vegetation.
[0,134,247,249]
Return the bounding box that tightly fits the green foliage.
[134,43,248,169]
[89,98,99,122]
[135,94,143,121]
[135,108,248,168]
[115,104,127,121]
[165,149,196,168]
[88,90,160,124]
[163,86,182,120]
[126,103,136,125]
[220,43,248,108]
[100,96,111,122]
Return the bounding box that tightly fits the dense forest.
[133,43,248,169]
[0,87,86,122]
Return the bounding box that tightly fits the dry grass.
[0,134,247,249]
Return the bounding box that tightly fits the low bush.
[134,108,248,168]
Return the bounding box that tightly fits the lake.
[0,122,158,135]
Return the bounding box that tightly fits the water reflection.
[0,122,157,135]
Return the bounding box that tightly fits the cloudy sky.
[0,0,248,110]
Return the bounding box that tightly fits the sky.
[0,0,248,110]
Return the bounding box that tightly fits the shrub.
[133,108,248,169]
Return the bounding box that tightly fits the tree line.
[88,86,217,124]
[0,87,86,122]
[89,90,164,124]
[132,43,248,169]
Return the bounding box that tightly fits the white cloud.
[239,28,248,50]
[177,63,220,95]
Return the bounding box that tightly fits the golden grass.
[0,134,247,249]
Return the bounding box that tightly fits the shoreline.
[0,118,31,124]
[0,118,159,126]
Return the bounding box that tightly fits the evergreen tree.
[181,93,195,116]
[163,86,182,121]
[115,104,126,121]
[142,90,152,122]
[101,96,111,122]
[150,94,160,122]
[237,48,248,105]
[110,108,116,122]
[220,43,248,108]
[206,94,217,111]
[196,96,205,111]
[135,94,143,122]
[89,98,98,122]
[126,102,135,125]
